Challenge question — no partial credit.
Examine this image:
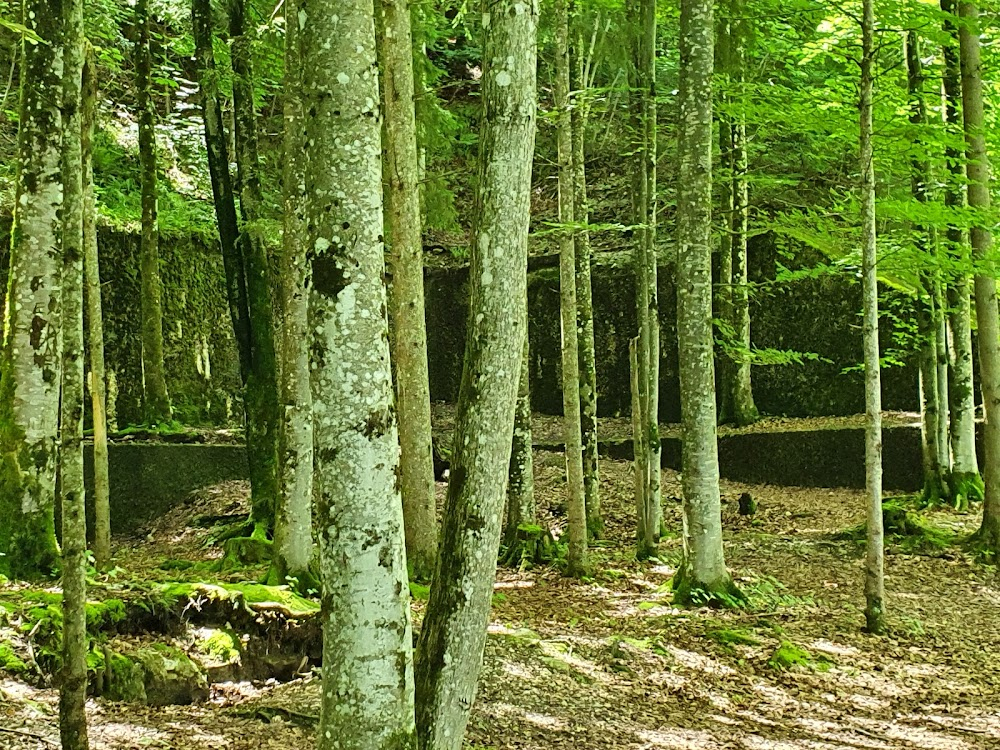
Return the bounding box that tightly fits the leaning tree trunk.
[555,0,588,577]
[673,0,739,604]
[300,0,417,746]
[59,0,90,745]
[503,333,539,565]
[571,23,601,540]
[0,0,64,579]
[959,0,1000,553]
[941,0,982,506]
[82,46,110,570]
[270,0,313,588]
[413,1,537,745]
[229,0,282,539]
[377,0,438,581]
[136,0,171,424]
[860,0,885,633]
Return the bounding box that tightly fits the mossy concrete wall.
[427,251,919,420]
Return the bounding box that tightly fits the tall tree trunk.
[270,0,314,587]
[571,23,601,540]
[0,0,64,579]
[673,0,739,604]
[229,0,282,537]
[959,0,1000,553]
[413,0,537,744]
[555,0,588,577]
[503,333,537,564]
[377,0,438,581]
[82,46,110,570]
[860,0,885,633]
[136,0,171,424]
[192,0,273,533]
[59,0,90,745]
[907,31,948,505]
[714,4,735,425]
[941,0,982,506]
[300,0,417,745]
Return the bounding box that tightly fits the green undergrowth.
[838,496,957,554]
[707,627,761,651]
[767,640,832,672]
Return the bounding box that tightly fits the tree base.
[966,517,1000,563]
[220,537,272,570]
[949,472,984,512]
[671,567,745,608]
[502,523,556,568]
[864,597,886,635]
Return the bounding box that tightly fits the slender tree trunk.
[413,1,536,744]
[571,25,601,540]
[860,0,885,633]
[136,0,171,424]
[229,0,282,537]
[300,0,417,746]
[59,0,89,745]
[934,286,951,478]
[0,0,64,579]
[673,0,739,604]
[715,4,735,425]
[270,0,313,587]
[941,0,981,505]
[377,0,438,581]
[555,0,588,577]
[959,0,1000,552]
[81,47,110,569]
[503,333,537,564]
[918,314,945,502]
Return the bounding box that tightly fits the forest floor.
[2,451,999,750]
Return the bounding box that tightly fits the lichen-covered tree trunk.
[59,0,90,745]
[673,0,739,605]
[860,0,885,633]
[0,0,64,579]
[941,0,982,505]
[571,27,601,540]
[959,0,1000,553]
[555,0,588,578]
[377,0,438,581]
[299,0,417,745]
[229,0,282,538]
[271,0,314,587]
[82,47,110,570]
[413,1,536,745]
[136,0,171,424]
[503,333,537,564]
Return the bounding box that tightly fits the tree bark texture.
[674,0,737,603]
[414,1,537,746]
[299,0,417,746]
[136,0,171,424]
[378,0,438,581]
[555,0,588,577]
[959,0,1000,551]
[503,332,537,563]
[0,0,65,579]
[59,0,90,745]
[82,45,110,570]
[860,0,885,633]
[272,0,314,586]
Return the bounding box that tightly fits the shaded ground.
[2,452,998,749]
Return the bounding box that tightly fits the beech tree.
[414,0,537,744]
[0,0,64,579]
[299,0,416,745]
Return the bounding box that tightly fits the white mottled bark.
[860,0,885,633]
[414,1,537,746]
[301,0,416,746]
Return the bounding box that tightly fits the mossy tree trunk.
[504,333,538,565]
[959,0,1000,553]
[299,0,417,745]
[59,0,90,745]
[82,46,111,570]
[192,0,275,533]
[413,0,536,745]
[571,18,601,540]
[673,0,739,605]
[555,0,588,578]
[0,0,64,579]
[941,0,982,507]
[860,0,885,633]
[136,0,171,425]
[377,0,438,581]
[270,0,314,588]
